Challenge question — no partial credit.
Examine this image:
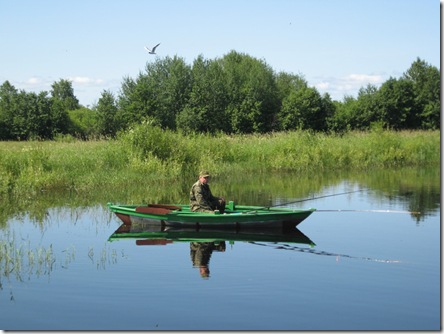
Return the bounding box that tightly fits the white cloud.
[347,74,384,84]
[26,77,43,85]
[311,73,387,101]
[315,82,330,90]
[68,76,105,85]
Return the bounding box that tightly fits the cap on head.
[199,170,210,178]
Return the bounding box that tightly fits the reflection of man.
[190,242,226,278]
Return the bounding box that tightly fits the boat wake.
[249,242,402,263]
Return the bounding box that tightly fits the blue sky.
[0,0,440,107]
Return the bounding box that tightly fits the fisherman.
[190,171,226,213]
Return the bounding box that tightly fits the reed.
[0,231,55,282]
[0,230,122,286]
[0,127,439,197]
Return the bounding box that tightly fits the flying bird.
[144,43,160,54]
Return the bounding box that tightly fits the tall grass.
[0,229,121,286]
[120,124,440,173]
[0,125,439,197]
[0,231,55,282]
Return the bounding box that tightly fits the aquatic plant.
[0,232,55,282]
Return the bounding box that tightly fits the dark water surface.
[0,168,440,330]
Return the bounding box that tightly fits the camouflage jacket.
[189,180,218,212]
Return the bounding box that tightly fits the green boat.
[108,223,316,247]
[107,201,316,230]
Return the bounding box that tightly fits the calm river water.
[0,167,440,330]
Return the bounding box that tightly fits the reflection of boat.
[108,223,316,247]
[107,201,315,230]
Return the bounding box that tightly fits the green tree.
[221,51,278,133]
[50,98,71,136]
[278,86,326,131]
[321,93,336,132]
[32,91,53,139]
[117,75,148,127]
[354,84,380,129]
[329,96,359,132]
[51,79,80,110]
[68,107,98,138]
[0,81,18,139]
[118,56,191,129]
[376,78,414,129]
[275,72,308,130]
[275,72,307,102]
[96,90,119,137]
[2,90,52,140]
[403,58,440,129]
[158,56,192,129]
[49,79,79,136]
[10,91,30,139]
[177,55,229,133]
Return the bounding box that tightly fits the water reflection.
[109,221,402,269]
[190,241,226,278]
[109,223,315,245]
[250,241,401,263]
[108,223,316,278]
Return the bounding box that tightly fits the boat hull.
[108,202,315,230]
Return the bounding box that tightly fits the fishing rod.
[243,189,366,214]
[266,189,366,209]
[257,189,420,215]
[315,209,421,215]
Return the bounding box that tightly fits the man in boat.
[190,171,226,213]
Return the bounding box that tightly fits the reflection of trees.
[359,167,440,222]
[190,242,226,278]
[398,185,440,223]
[0,166,439,228]
[220,167,440,220]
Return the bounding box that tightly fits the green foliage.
[176,55,229,133]
[68,107,98,138]
[275,72,308,101]
[118,56,192,130]
[329,97,357,132]
[0,140,126,196]
[221,51,278,133]
[403,58,440,129]
[51,79,79,111]
[121,119,182,161]
[355,84,380,129]
[0,56,440,139]
[376,78,415,129]
[279,86,327,131]
[95,90,119,137]
[177,51,280,134]
[49,99,71,136]
[0,130,439,199]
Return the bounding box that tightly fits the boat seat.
[136,206,173,215]
[147,204,182,211]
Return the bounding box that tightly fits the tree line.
[0,51,439,140]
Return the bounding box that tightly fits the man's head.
[199,171,210,183]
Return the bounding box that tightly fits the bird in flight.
[144,43,160,54]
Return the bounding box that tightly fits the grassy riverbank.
[0,126,440,197]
